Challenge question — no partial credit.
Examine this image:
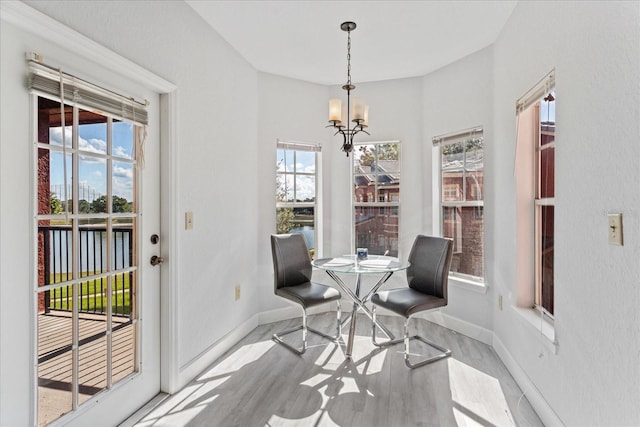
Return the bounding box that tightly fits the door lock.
[150,234,160,244]
[150,255,165,266]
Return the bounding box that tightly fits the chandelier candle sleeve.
[353,99,364,121]
[329,99,342,122]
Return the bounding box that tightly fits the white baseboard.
[371,306,494,346]
[492,334,564,426]
[417,310,494,345]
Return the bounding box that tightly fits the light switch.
[608,213,623,246]
[185,211,194,230]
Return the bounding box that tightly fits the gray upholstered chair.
[270,234,342,355]
[371,235,453,368]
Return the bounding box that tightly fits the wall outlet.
[234,284,241,301]
[498,295,503,311]
[608,213,623,246]
[185,211,194,230]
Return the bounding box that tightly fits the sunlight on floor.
[447,358,515,426]
[134,319,540,427]
[197,340,276,381]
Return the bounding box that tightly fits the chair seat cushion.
[276,281,341,309]
[372,287,446,318]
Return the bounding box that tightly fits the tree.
[78,199,91,213]
[50,193,63,214]
[357,143,399,167]
[91,195,107,213]
[276,163,295,234]
[89,195,131,213]
[113,195,132,213]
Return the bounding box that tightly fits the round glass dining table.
[312,255,410,358]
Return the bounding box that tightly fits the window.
[516,71,556,317]
[276,141,320,257]
[352,141,400,257]
[433,128,484,281]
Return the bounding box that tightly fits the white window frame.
[432,127,485,289]
[275,140,322,257]
[351,140,401,257]
[514,70,558,349]
[515,70,556,317]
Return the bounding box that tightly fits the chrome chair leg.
[272,302,342,355]
[371,306,451,368]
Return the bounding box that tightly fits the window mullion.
[71,104,80,410]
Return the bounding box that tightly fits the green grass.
[48,272,132,315]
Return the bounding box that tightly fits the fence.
[39,225,133,317]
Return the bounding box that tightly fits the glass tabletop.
[312,255,410,274]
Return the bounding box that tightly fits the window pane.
[38,289,73,426]
[442,205,484,278]
[276,207,315,251]
[38,98,71,147]
[113,161,135,212]
[112,316,136,383]
[78,327,107,404]
[540,205,554,314]
[40,151,73,216]
[539,146,555,198]
[465,139,484,201]
[355,206,398,257]
[353,174,371,202]
[276,175,286,202]
[442,142,464,202]
[295,175,315,202]
[113,121,134,159]
[112,218,134,271]
[78,218,108,280]
[79,155,106,213]
[540,91,556,146]
[78,115,107,155]
[276,149,295,172]
[278,174,294,202]
[295,151,315,174]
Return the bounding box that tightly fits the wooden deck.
[37,311,135,426]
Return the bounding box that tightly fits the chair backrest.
[270,234,313,291]
[406,235,453,300]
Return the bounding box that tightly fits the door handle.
[150,255,165,266]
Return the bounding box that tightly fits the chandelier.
[327,21,369,156]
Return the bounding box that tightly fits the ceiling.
[186,1,517,86]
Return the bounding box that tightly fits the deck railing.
[39,225,133,317]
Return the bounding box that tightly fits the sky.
[48,122,135,202]
[276,148,316,202]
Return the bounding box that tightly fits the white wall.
[1,2,260,424]
[0,18,36,426]
[490,1,640,425]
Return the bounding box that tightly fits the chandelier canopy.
[327,21,370,156]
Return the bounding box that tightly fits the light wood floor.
[133,312,542,427]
